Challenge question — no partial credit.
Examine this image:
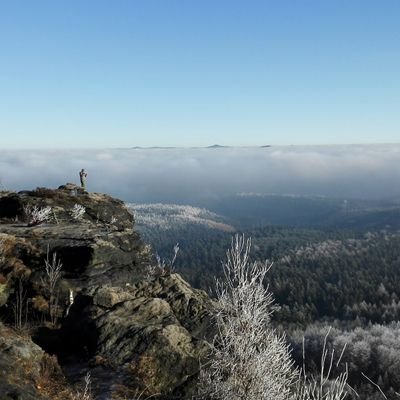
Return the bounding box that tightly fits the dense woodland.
[135,212,400,399]
[290,322,400,399]
[140,224,400,326]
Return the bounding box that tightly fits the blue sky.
[1,1,399,148]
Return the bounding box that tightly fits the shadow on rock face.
[53,246,93,278]
[0,194,24,219]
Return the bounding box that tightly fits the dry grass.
[37,355,94,400]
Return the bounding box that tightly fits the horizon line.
[1,142,400,151]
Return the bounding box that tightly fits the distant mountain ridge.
[131,144,231,149]
[207,144,229,148]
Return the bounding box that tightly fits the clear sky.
[1,0,399,148]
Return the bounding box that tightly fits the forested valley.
[132,201,400,399]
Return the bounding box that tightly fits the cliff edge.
[0,185,215,399]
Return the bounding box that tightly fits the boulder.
[61,274,216,399]
[0,322,70,400]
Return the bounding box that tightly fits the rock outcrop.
[61,274,215,399]
[0,184,151,309]
[0,185,216,399]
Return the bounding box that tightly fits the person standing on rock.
[79,168,87,189]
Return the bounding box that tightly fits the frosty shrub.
[148,243,180,277]
[198,235,297,400]
[24,205,52,226]
[44,246,63,327]
[294,329,349,400]
[13,277,29,331]
[72,372,93,400]
[199,234,351,400]
[69,204,86,221]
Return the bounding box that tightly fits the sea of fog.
[1,145,400,205]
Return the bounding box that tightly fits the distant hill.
[207,144,229,148]
[127,203,235,232]
[131,146,178,149]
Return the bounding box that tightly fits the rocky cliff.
[0,185,215,399]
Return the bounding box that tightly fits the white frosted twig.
[44,245,63,327]
[361,373,388,400]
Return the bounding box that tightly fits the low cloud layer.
[1,145,400,205]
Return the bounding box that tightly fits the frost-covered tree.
[199,235,350,400]
[199,234,297,400]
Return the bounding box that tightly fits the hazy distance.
[1,144,399,206]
